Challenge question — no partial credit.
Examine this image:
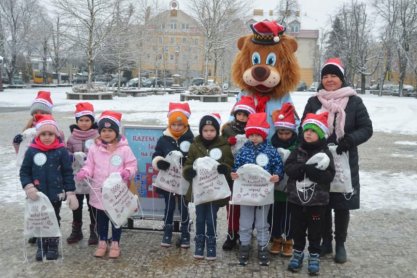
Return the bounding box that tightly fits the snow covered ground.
[1,87,416,210]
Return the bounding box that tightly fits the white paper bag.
[230,164,274,206]
[275,148,291,192]
[24,192,62,238]
[72,152,90,194]
[102,173,139,228]
[16,128,36,168]
[192,156,231,205]
[328,145,353,193]
[231,134,248,156]
[154,151,190,195]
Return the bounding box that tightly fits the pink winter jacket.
[80,136,137,210]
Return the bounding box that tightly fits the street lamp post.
[0,56,3,92]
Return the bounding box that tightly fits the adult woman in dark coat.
[300,58,373,264]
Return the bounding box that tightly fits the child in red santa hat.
[20,114,79,261]
[75,110,137,259]
[231,112,284,266]
[66,102,99,246]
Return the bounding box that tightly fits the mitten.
[24,184,39,201]
[306,152,330,170]
[336,135,353,155]
[305,164,325,183]
[120,169,131,182]
[277,148,291,162]
[156,159,170,171]
[217,164,228,175]
[75,170,89,182]
[66,192,79,210]
[184,168,197,180]
[73,152,87,165]
[227,136,237,146]
[13,134,23,144]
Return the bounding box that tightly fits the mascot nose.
[252,65,270,82]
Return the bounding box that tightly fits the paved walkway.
[1,110,417,278]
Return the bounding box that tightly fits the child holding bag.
[76,111,137,259]
[231,112,283,266]
[183,113,233,260]
[66,102,99,245]
[285,112,335,275]
[20,114,78,261]
[152,102,194,248]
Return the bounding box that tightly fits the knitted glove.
[306,152,330,170]
[227,136,237,146]
[305,164,325,183]
[277,148,291,162]
[120,169,131,182]
[75,170,89,182]
[217,164,228,175]
[66,192,79,210]
[13,134,23,144]
[24,184,39,201]
[184,168,197,180]
[73,152,87,165]
[336,135,353,155]
[156,159,170,171]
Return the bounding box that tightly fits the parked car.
[148,77,173,87]
[296,81,307,91]
[191,78,204,86]
[308,82,319,92]
[108,77,128,87]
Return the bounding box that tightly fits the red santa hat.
[74,102,95,121]
[245,112,270,140]
[34,114,60,136]
[168,102,191,118]
[321,58,345,82]
[272,102,297,131]
[302,112,329,139]
[98,110,122,136]
[233,96,256,116]
[250,20,286,45]
[30,91,53,115]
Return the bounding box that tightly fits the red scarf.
[30,137,65,151]
[255,95,271,113]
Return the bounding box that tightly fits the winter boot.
[88,223,98,245]
[287,249,304,272]
[66,222,83,244]
[161,224,173,247]
[258,245,270,266]
[94,240,108,258]
[308,253,320,275]
[206,236,217,260]
[108,241,121,259]
[222,231,239,251]
[239,245,250,266]
[179,224,190,248]
[194,235,205,259]
[282,239,294,257]
[335,242,347,263]
[28,237,37,244]
[320,240,333,257]
[269,237,283,255]
[46,238,59,260]
[35,238,48,261]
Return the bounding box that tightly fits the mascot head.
[232,20,301,99]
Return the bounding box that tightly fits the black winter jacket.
[301,94,373,209]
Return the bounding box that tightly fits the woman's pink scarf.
[316,87,357,141]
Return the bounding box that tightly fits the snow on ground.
[1,87,417,210]
[0,87,417,134]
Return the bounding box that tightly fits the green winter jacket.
[183,135,234,207]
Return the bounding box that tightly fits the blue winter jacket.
[20,146,75,202]
[233,140,284,179]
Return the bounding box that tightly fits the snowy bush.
[188,85,223,95]
[72,84,107,93]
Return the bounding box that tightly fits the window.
[182,37,187,43]
[170,21,177,29]
[170,54,174,61]
[171,37,175,43]
[289,22,300,33]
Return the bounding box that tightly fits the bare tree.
[276,0,299,25]
[0,0,39,84]
[54,0,115,87]
[187,0,251,83]
[49,15,72,84]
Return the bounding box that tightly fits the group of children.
[16,90,335,275]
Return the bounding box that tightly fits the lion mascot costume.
[231,20,300,139]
